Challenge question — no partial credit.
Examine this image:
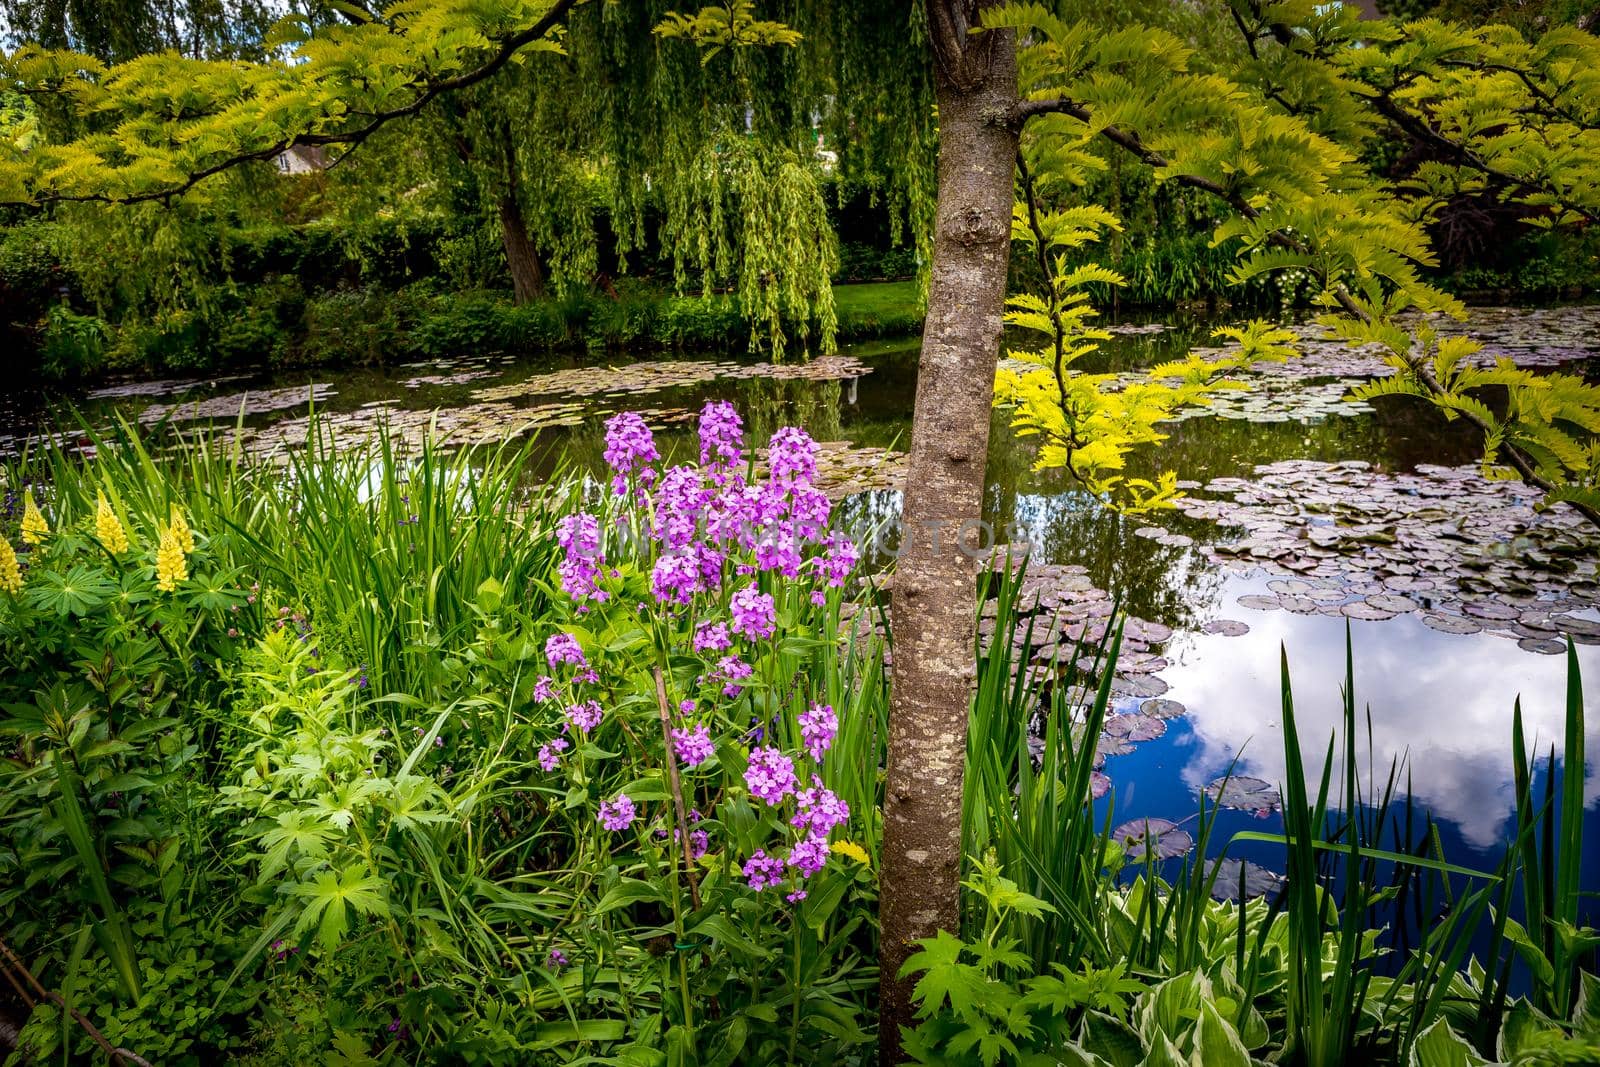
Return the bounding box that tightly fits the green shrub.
[38,305,110,379]
[292,286,412,366]
[656,293,745,347]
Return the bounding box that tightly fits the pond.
[8,304,1599,899]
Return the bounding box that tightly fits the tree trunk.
[498,192,545,304]
[878,3,1017,1062]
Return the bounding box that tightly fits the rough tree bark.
[879,2,1018,1061]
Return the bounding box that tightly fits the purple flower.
[742,849,786,891]
[565,700,604,734]
[767,426,818,488]
[545,633,587,669]
[653,465,711,549]
[815,532,859,588]
[787,832,831,878]
[798,702,837,761]
[744,746,798,805]
[717,654,754,697]
[792,777,850,837]
[603,412,659,493]
[538,737,569,771]
[556,512,601,556]
[693,620,732,653]
[547,947,568,968]
[678,698,696,715]
[558,555,605,601]
[788,485,832,541]
[598,793,637,831]
[687,828,710,860]
[651,551,701,605]
[533,675,557,703]
[699,401,745,470]
[753,533,802,578]
[670,723,715,768]
[730,584,776,641]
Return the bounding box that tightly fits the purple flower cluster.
[556,512,608,603]
[744,746,798,805]
[715,654,754,697]
[545,633,587,669]
[798,702,837,761]
[742,850,786,891]
[670,723,715,768]
[729,584,776,640]
[603,412,659,495]
[693,621,731,653]
[538,736,569,771]
[787,833,831,878]
[565,700,604,735]
[536,403,868,907]
[699,400,745,471]
[767,426,818,487]
[792,777,849,837]
[598,793,637,831]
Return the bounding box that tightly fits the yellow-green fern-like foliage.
[990,0,1600,524]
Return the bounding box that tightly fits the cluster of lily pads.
[1164,460,1599,653]
[473,354,874,403]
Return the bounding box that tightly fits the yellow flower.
[20,489,48,545]
[169,505,195,555]
[0,538,21,595]
[94,492,130,555]
[156,525,187,592]
[831,839,871,866]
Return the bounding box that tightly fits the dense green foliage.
[0,417,1594,1063]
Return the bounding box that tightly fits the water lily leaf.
[1203,858,1286,901]
[1111,818,1193,862]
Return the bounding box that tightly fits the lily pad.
[1103,714,1167,742]
[1139,698,1187,719]
[1421,613,1482,635]
[1204,859,1286,902]
[1112,818,1194,862]
[1203,775,1281,813]
[1200,618,1250,636]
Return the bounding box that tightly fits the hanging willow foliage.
[0,0,938,352]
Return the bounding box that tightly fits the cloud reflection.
[1163,573,1600,849]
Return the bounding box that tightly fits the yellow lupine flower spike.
[20,489,48,545]
[0,538,21,595]
[831,840,871,866]
[94,492,130,555]
[169,505,195,555]
[155,524,187,592]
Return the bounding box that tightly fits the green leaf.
[593,877,668,915]
[1193,999,1252,1067]
[287,863,388,950]
[1409,1019,1490,1067]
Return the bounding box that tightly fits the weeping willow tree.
[0,0,936,350]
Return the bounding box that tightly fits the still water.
[8,306,1599,889]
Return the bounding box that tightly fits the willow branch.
[6,0,577,208]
